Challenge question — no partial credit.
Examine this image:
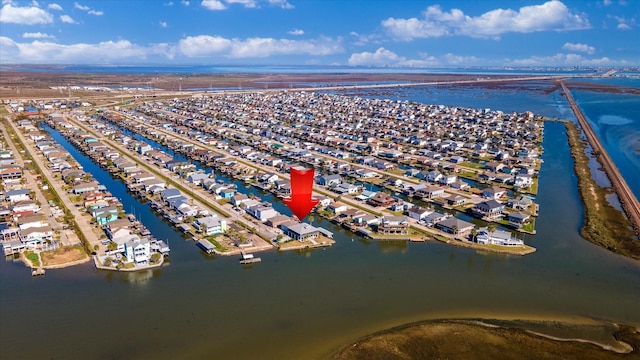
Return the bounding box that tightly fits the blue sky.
[0,0,638,67]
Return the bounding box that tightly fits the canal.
[0,121,639,360]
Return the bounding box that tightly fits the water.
[2,86,640,359]
[571,89,640,198]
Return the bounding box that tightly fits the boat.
[239,252,261,265]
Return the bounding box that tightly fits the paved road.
[5,115,102,251]
[561,81,640,232]
[0,122,77,246]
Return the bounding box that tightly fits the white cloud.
[164,1,174,5]
[603,0,612,5]
[225,0,257,8]
[382,1,591,40]
[0,36,176,63]
[202,0,292,10]
[507,53,630,67]
[181,0,190,5]
[0,3,53,24]
[617,22,631,30]
[160,21,168,28]
[178,35,342,58]
[74,2,102,15]
[73,2,88,11]
[348,47,405,66]
[179,35,231,56]
[562,42,595,54]
[288,29,304,35]
[59,14,76,23]
[48,3,62,10]
[201,0,225,10]
[22,32,55,39]
[268,0,292,9]
[348,47,474,67]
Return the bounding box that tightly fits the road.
[5,115,101,250]
[560,81,640,232]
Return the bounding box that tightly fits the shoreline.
[562,117,640,259]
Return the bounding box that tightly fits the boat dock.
[239,252,261,264]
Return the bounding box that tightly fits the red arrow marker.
[284,166,319,221]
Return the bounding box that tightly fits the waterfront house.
[508,196,534,210]
[246,202,278,222]
[446,194,466,206]
[408,206,434,221]
[334,183,359,195]
[426,170,443,183]
[353,214,379,227]
[367,192,396,207]
[266,215,291,228]
[508,211,531,228]
[482,186,507,200]
[327,202,347,215]
[161,188,183,202]
[231,194,250,207]
[72,181,99,195]
[317,196,332,207]
[378,216,409,235]
[514,174,534,188]
[19,226,53,246]
[282,222,321,241]
[193,216,226,235]
[417,185,445,200]
[124,236,151,264]
[424,211,450,226]
[93,205,120,226]
[317,174,342,187]
[439,174,458,186]
[434,217,475,235]
[132,172,156,184]
[450,180,470,191]
[475,227,523,246]
[473,200,505,219]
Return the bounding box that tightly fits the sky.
[0,0,638,67]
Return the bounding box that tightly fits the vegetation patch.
[564,121,639,259]
[24,251,41,267]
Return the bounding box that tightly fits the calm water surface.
[1,88,640,359]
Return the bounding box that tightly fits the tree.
[104,257,113,266]
[107,241,117,251]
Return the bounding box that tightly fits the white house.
[475,227,524,246]
[408,206,434,221]
[124,237,151,264]
[193,216,227,235]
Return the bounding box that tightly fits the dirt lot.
[40,246,89,267]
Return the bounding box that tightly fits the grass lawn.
[25,251,41,267]
[206,236,227,251]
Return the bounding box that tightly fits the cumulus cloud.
[0,36,175,63]
[562,42,595,54]
[159,21,168,28]
[0,3,53,24]
[181,0,190,5]
[348,47,477,67]
[288,29,304,35]
[201,0,225,10]
[22,32,55,39]
[59,14,76,23]
[382,1,590,40]
[48,3,62,11]
[88,9,103,15]
[178,34,342,58]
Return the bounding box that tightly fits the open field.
[40,246,89,268]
